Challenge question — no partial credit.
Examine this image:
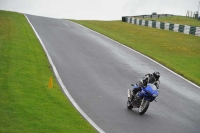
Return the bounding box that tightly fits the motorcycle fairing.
[138,84,159,102]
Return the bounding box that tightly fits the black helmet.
[153,71,160,80]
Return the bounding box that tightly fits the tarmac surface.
[26,14,200,133]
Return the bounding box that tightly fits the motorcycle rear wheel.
[127,100,133,110]
[138,100,150,115]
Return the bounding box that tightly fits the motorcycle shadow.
[125,108,151,118]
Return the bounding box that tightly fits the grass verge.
[71,20,200,86]
[0,10,97,133]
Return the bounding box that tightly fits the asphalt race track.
[26,14,200,133]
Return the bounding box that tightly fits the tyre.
[127,100,133,110]
[138,100,150,115]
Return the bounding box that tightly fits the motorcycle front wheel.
[138,100,150,115]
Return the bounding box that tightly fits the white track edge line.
[24,14,105,133]
[69,20,200,89]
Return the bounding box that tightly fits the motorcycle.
[127,83,159,115]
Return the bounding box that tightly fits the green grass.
[71,20,200,86]
[136,16,200,27]
[0,10,97,133]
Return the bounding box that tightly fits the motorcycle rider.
[132,71,160,97]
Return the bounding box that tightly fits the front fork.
[140,98,145,106]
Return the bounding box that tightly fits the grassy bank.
[137,16,200,27]
[71,20,200,86]
[0,10,97,133]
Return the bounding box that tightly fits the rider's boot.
[135,93,141,100]
[131,90,137,102]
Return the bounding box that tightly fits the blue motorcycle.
[127,83,159,115]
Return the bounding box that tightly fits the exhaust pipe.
[128,89,131,98]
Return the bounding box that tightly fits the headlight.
[152,94,158,97]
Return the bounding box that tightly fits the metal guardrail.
[133,14,174,18]
[122,14,174,22]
